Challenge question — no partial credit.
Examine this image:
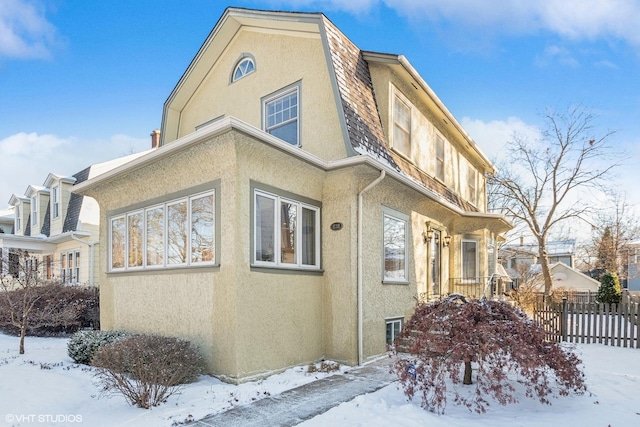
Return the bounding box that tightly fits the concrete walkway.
[194,357,397,427]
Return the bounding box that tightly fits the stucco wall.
[178,28,346,162]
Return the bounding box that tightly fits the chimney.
[150,129,161,148]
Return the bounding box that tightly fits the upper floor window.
[109,190,215,271]
[15,205,21,231]
[467,164,477,206]
[232,56,255,82]
[383,208,408,282]
[435,136,445,182]
[392,95,411,158]
[263,85,299,146]
[253,189,320,269]
[31,196,38,226]
[52,186,60,219]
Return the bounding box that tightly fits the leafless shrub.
[92,335,204,408]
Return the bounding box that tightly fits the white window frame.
[60,250,80,284]
[392,90,412,159]
[382,208,409,283]
[231,56,255,82]
[15,205,21,232]
[435,135,445,182]
[253,189,320,269]
[263,85,300,147]
[108,190,215,272]
[31,196,38,226]
[467,163,477,206]
[386,318,403,347]
[52,185,60,219]
[461,239,479,281]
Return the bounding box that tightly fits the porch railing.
[448,275,511,300]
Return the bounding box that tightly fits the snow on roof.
[77,149,154,227]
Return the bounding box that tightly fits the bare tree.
[489,106,620,297]
[581,192,640,282]
[0,250,80,354]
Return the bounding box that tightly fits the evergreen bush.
[67,330,131,365]
[596,271,622,304]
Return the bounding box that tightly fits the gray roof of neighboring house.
[62,166,90,233]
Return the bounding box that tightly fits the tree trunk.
[19,324,26,354]
[538,243,553,302]
[463,360,472,385]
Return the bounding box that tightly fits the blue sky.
[2,0,639,233]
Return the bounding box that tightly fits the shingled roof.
[322,17,478,213]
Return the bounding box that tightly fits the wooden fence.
[533,299,640,348]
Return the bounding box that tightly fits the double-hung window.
[383,209,409,282]
[392,94,411,158]
[60,250,80,283]
[264,85,299,146]
[15,205,21,232]
[254,189,320,269]
[31,196,38,226]
[461,240,478,280]
[109,190,215,271]
[52,186,60,219]
[435,136,445,182]
[467,164,477,206]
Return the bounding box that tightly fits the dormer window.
[52,186,60,219]
[231,56,255,82]
[15,205,21,231]
[31,196,38,226]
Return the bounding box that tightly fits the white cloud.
[0,132,148,205]
[276,0,640,48]
[0,0,59,59]
[460,116,541,161]
[535,45,580,68]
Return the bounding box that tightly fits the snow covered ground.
[0,332,639,426]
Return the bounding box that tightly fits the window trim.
[60,249,81,284]
[251,183,321,271]
[52,185,60,219]
[391,88,412,160]
[15,204,21,232]
[31,196,38,226]
[262,83,301,147]
[230,54,256,83]
[435,135,446,183]
[466,163,478,206]
[382,207,409,284]
[385,317,403,347]
[108,186,218,272]
[461,239,479,280]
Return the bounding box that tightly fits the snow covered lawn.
[0,332,639,426]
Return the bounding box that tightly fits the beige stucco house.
[73,8,511,383]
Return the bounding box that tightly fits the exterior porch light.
[443,234,451,247]
[423,221,434,243]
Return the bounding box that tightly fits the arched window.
[232,56,255,82]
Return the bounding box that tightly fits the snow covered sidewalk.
[194,357,396,427]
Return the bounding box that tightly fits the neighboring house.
[500,239,577,289]
[73,8,511,383]
[0,206,14,234]
[0,150,152,286]
[625,240,640,292]
[543,262,600,293]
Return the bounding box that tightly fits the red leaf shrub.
[392,294,586,414]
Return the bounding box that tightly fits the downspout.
[357,170,385,365]
[71,233,98,289]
